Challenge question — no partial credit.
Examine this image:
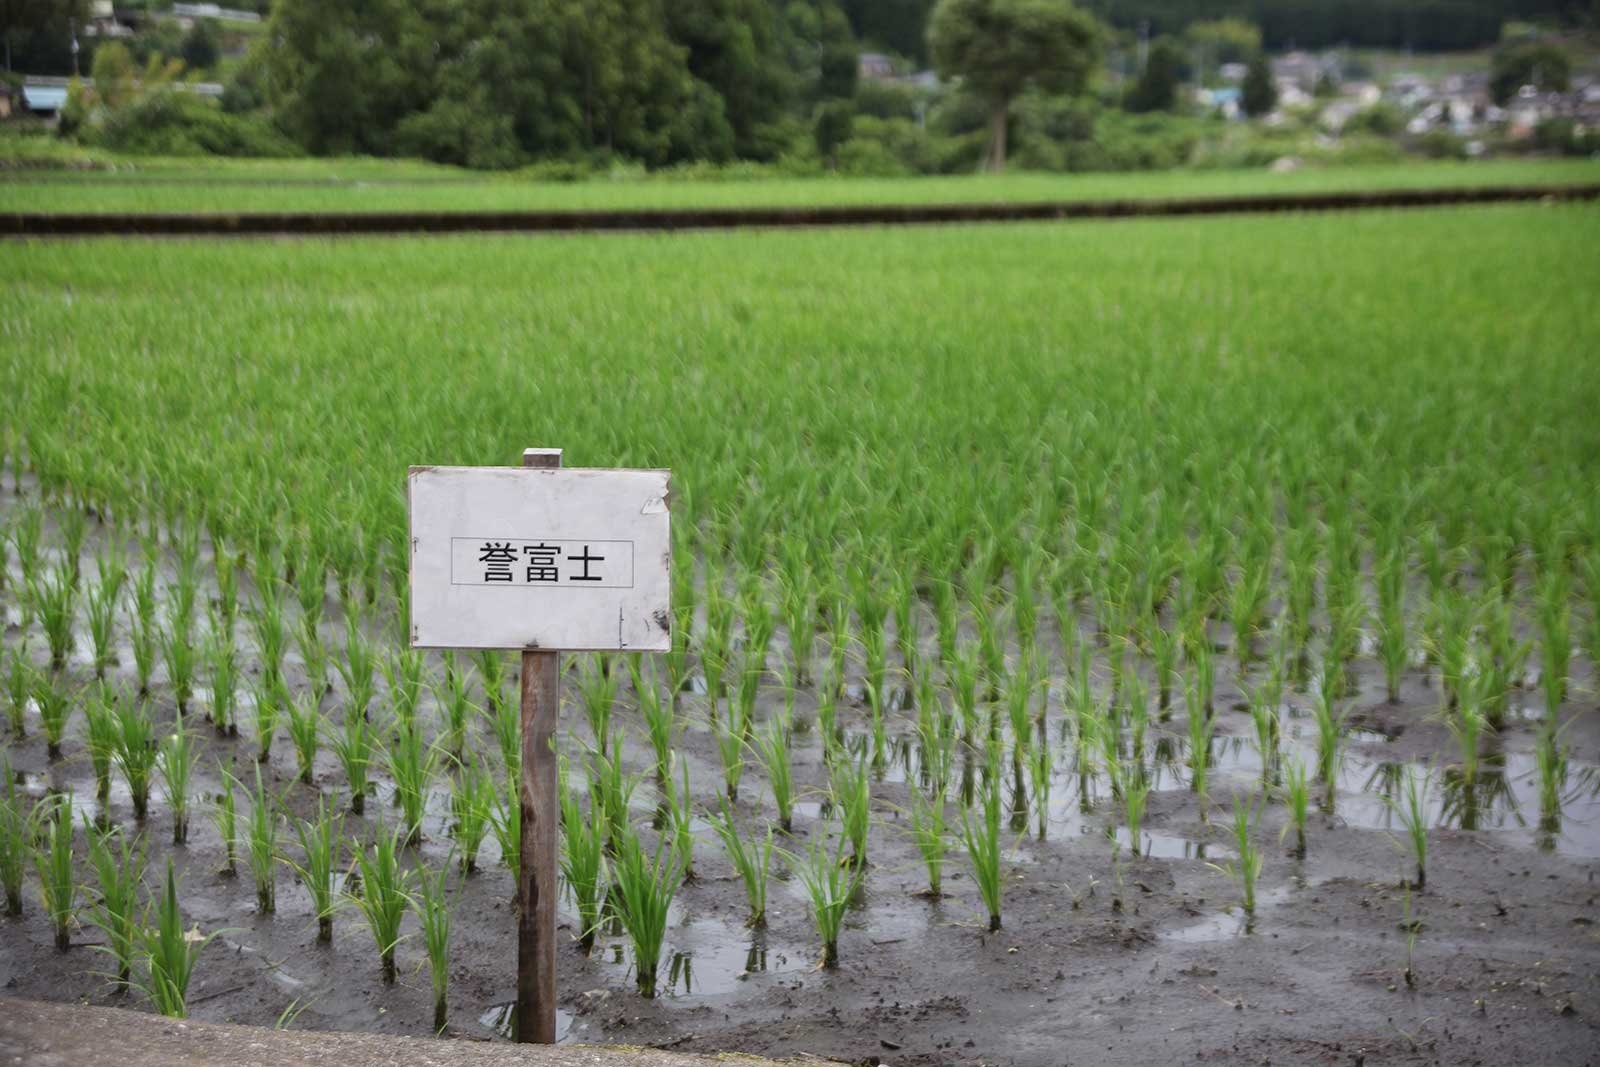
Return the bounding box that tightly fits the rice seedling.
[295,616,330,701]
[1389,765,1432,891]
[85,575,121,679]
[1280,756,1311,859]
[1119,762,1151,858]
[84,686,118,801]
[251,675,284,764]
[329,704,373,815]
[578,654,618,757]
[411,859,457,1032]
[250,586,288,689]
[213,542,239,629]
[10,506,42,578]
[386,718,437,846]
[713,800,773,928]
[288,799,342,943]
[1228,556,1270,671]
[753,717,794,833]
[1186,692,1213,812]
[449,755,495,875]
[157,727,196,844]
[664,755,695,883]
[714,715,744,803]
[588,737,639,851]
[815,682,839,761]
[1534,728,1567,836]
[608,827,682,998]
[336,615,377,720]
[784,830,863,969]
[4,648,29,739]
[348,820,413,983]
[204,615,239,736]
[30,563,76,669]
[1312,689,1344,810]
[34,671,72,761]
[1028,724,1052,840]
[114,694,157,820]
[243,766,280,914]
[1536,567,1570,723]
[1375,547,1408,703]
[484,682,519,781]
[1209,795,1264,917]
[159,617,199,714]
[861,624,890,761]
[831,752,871,868]
[0,760,27,916]
[908,777,940,902]
[135,860,216,1018]
[742,581,776,678]
[84,821,148,989]
[1150,621,1180,716]
[1446,673,1487,786]
[128,563,159,696]
[960,745,1006,931]
[630,657,676,788]
[436,652,474,761]
[386,650,426,733]
[558,756,606,950]
[34,794,75,950]
[780,571,816,687]
[491,772,520,878]
[286,691,322,786]
[212,765,237,877]
[949,643,981,748]
[1582,551,1600,678]
[1400,882,1420,989]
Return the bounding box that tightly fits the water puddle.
[479,1002,575,1042]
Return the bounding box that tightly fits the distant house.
[858,53,894,81]
[21,85,68,122]
[1195,85,1242,120]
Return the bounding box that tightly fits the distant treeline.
[1079,0,1590,51]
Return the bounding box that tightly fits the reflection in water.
[479,1002,575,1042]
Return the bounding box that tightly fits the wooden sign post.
[408,448,670,1043]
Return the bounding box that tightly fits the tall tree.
[928,0,1100,172]
[665,0,791,158]
[1240,52,1275,117]
[1123,35,1184,112]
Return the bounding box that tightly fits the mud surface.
[2,477,1599,1067]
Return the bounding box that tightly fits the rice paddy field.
[2,199,1599,1065]
[2,157,1597,215]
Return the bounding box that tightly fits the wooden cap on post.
[523,448,563,468]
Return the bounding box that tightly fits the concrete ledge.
[0,998,827,1067]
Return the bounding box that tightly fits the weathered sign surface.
[408,465,670,651]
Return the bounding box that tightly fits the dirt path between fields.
[3,183,1596,238]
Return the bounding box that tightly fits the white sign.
[408,466,671,651]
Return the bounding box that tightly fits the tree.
[1123,35,1183,113]
[928,0,1100,172]
[665,0,792,158]
[180,19,220,73]
[813,98,854,169]
[1,0,85,72]
[841,0,936,63]
[1183,18,1259,67]
[1489,39,1570,106]
[1241,52,1275,117]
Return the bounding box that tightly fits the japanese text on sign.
[453,538,635,588]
